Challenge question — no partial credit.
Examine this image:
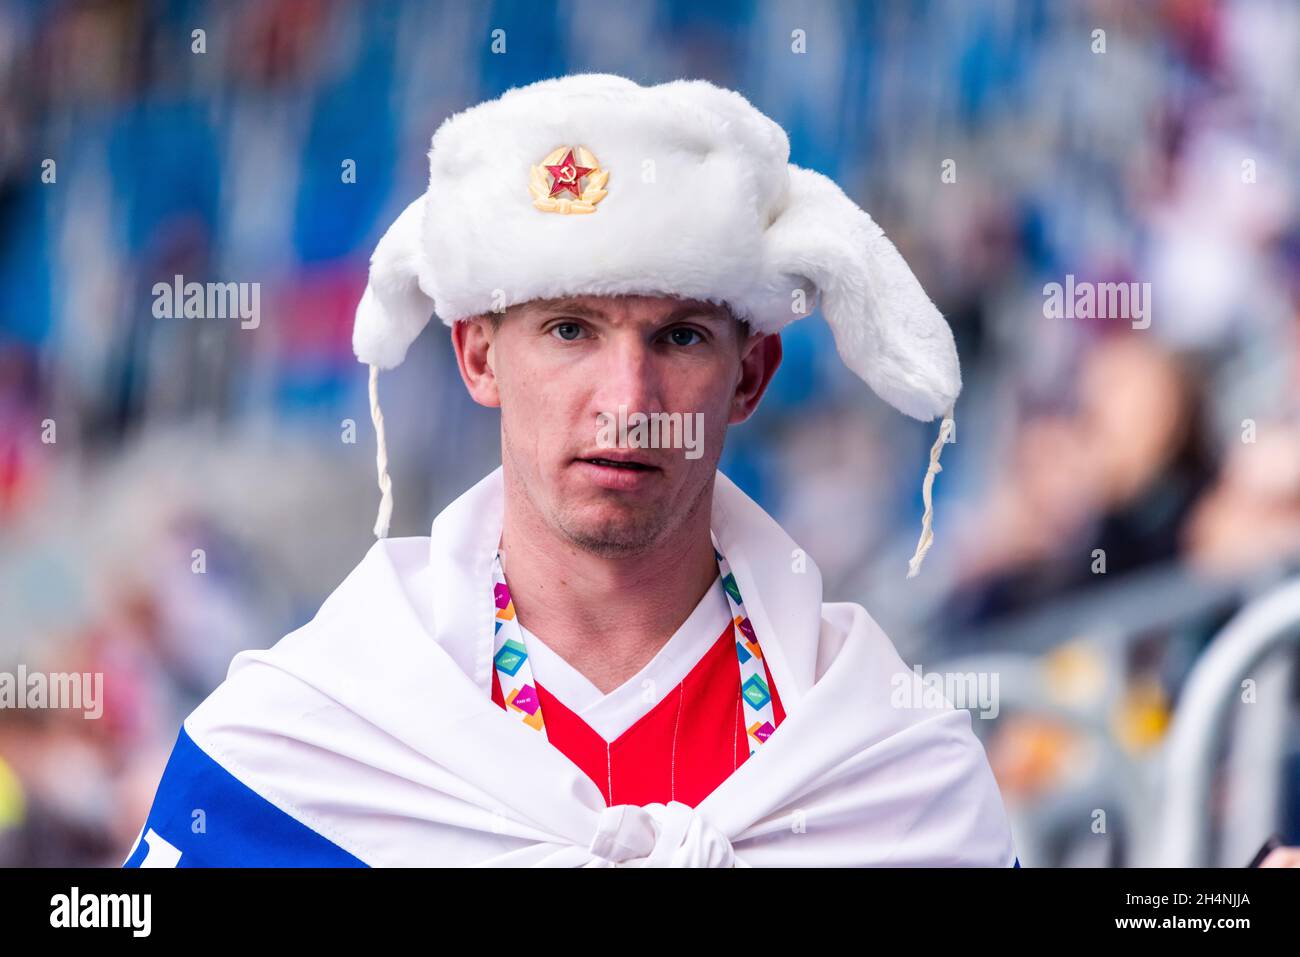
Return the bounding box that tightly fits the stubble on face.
[501,401,724,558]
[554,451,716,558]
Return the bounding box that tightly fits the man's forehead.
[515,295,733,322]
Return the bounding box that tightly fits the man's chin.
[555,503,671,556]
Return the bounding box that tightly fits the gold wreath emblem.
[529,146,609,215]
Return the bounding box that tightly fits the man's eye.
[666,327,704,346]
[551,322,584,341]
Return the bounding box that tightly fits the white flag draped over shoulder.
[124,467,1018,868]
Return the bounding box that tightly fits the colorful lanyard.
[491,541,777,756]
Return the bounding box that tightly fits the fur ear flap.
[762,165,960,577]
[353,195,436,540]
[353,196,437,370]
[763,166,960,422]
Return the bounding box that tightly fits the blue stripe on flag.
[123,725,367,867]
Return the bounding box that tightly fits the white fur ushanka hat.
[353,73,960,577]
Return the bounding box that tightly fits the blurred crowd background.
[1,0,1297,867]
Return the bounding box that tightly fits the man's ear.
[729,332,782,425]
[451,316,501,408]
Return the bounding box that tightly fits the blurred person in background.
[943,333,1219,628]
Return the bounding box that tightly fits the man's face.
[452,294,781,556]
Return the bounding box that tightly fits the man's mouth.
[572,453,663,491]
[578,456,656,471]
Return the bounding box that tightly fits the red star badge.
[544,148,594,199]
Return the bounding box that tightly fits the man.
[123,74,1017,867]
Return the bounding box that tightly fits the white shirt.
[515,575,732,742]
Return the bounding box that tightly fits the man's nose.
[591,336,664,415]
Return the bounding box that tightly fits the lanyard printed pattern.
[491,544,777,755]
